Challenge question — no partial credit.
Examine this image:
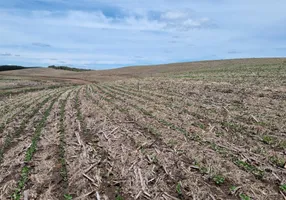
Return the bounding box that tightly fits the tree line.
[0,65,92,72]
[48,65,92,72]
[0,65,34,71]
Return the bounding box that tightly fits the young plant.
[262,135,274,145]
[277,140,286,150]
[199,166,209,174]
[269,155,286,168]
[64,194,73,200]
[213,175,225,185]
[239,193,251,200]
[116,196,124,200]
[234,159,264,178]
[279,184,286,193]
[230,186,237,193]
[176,182,182,195]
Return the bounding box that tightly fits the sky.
[0,0,286,69]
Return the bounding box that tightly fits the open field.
[0,58,286,200]
[1,58,285,82]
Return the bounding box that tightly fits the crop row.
[0,89,59,133]
[75,87,87,135]
[106,84,286,165]
[0,84,66,99]
[0,85,70,119]
[11,91,65,200]
[95,85,273,179]
[0,94,55,164]
[89,86,262,198]
[85,86,230,198]
[59,90,73,199]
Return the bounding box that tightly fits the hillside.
[0,58,285,83]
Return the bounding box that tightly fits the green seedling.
[199,167,209,174]
[269,156,285,168]
[230,186,237,192]
[64,194,73,200]
[277,140,286,150]
[116,196,124,200]
[234,160,264,178]
[239,193,251,200]
[262,135,274,145]
[213,175,225,185]
[176,182,182,195]
[210,143,227,155]
[198,123,205,130]
[279,184,286,192]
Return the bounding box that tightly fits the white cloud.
[161,10,191,20]
[159,10,214,31]
[0,9,212,32]
[66,11,110,24]
[63,10,214,31]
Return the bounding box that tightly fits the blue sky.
[0,0,285,69]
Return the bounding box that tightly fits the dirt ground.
[0,58,285,200]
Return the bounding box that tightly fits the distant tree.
[0,65,26,71]
[0,65,40,71]
[48,65,91,72]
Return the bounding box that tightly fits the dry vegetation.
[0,58,286,200]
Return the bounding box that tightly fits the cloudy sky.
[0,0,285,69]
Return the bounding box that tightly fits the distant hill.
[1,58,285,82]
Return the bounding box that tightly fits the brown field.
[0,58,286,200]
